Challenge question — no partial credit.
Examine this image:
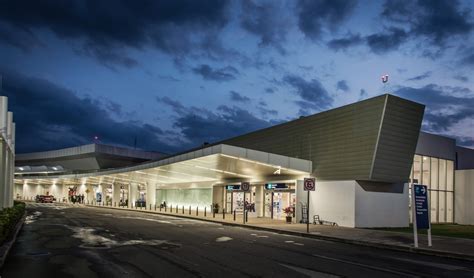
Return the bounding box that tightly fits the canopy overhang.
[15,144,312,187]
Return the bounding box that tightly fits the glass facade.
[410,155,454,223]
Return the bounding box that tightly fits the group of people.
[244,201,255,212]
[70,194,85,204]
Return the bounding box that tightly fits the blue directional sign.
[265,183,288,190]
[414,184,430,229]
[226,185,240,190]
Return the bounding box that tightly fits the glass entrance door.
[264,191,296,220]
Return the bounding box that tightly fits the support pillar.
[255,185,264,217]
[146,182,156,208]
[0,97,7,208]
[129,183,138,208]
[112,183,121,206]
[0,142,5,208]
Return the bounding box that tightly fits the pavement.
[2,202,474,277]
[85,203,474,261]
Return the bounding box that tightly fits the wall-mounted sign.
[241,182,250,191]
[265,183,288,190]
[304,178,316,191]
[226,185,241,191]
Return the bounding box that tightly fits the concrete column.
[295,180,304,223]
[9,122,14,206]
[146,182,156,208]
[112,183,121,206]
[212,186,224,212]
[3,112,12,207]
[129,183,138,208]
[101,184,108,205]
[255,185,264,217]
[86,184,94,203]
[0,97,7,208]
[7,151,13,206]
[0,142,5,208]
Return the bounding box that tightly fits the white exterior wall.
[297,180,356,227]
[455,169,474,225]
[354,183,409,228]
[296,180,409,228]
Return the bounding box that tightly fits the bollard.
[176,205,178,213]
[196,207,199,216]
[182,206,184,214]
[246,211,249,223]
[155,204,157,211]
[150,204,152,211]
[204,207,207,217]
[222,209,225,219]
[189,206,191,215]
[213,208,215,218]
[233,210,236,221]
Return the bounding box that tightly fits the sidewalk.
[85,203,474,261]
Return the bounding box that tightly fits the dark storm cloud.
[192,64,239,82]
[283,74,333,111]
[296,0,357,40]
[264,87,276,94]
[327,28,408,53]
[239,1,290,54]
[359,89,368,100]
[257,100,278,117]
[365,28,409,54]
[158,97,271,144]
[395,84,474,133]
[1,68,177,153]
[460,49,474,67]
[336,80,349,92]
[406,71,432,82]
[381,0,473,46]
[327,34,363,51]
[0,0,231,68]
[229,91,250,103]
[453,75,469,82]
[328,0,473,55]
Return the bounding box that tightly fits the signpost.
[303,178,315,233]
[241,182,250,224]
[412,184,432,248]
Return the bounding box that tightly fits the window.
[447,192,453,223]
[422,156,430,187]
[438,191,446,223]
[430,158,438,190]
[412,155,455,224]
[439,159,447,191]
[430,190,438,223]
[447,160,454,191]
[413,155,421,184]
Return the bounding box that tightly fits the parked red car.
[35,195,54,203]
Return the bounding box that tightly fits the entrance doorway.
[225,186,256,215]
[264,190,296,220]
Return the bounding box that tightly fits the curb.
[0,212,26,269]
[85,205,474,262]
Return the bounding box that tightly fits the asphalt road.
[2,203,474,278]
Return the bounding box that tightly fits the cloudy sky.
[0,0,473,154]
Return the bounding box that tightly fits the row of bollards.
[88,200,250,224]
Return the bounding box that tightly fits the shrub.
[0,201,26,245]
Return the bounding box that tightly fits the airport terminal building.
[12,94,474,227]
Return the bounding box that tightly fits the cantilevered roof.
[15,144,312,186]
